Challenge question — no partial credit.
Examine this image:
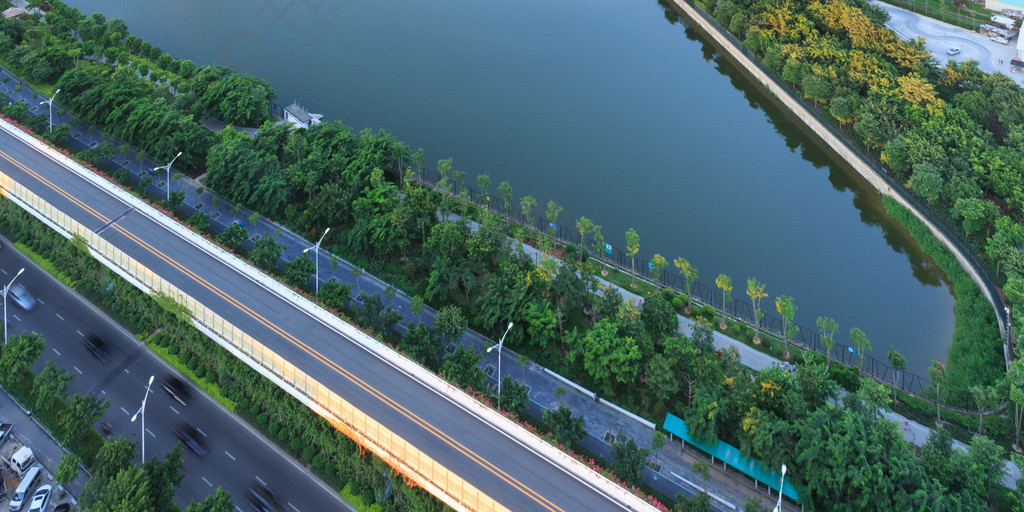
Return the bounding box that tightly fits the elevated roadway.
[0,125,652,511]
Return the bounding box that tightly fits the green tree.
[715,273,732,311]
[284,253,315,290]
[35,360,73,409]
[410,295,424,317]
[475,173,491,203]
[545,201,562,238]
[855,376,890,424]
[186,488,234,512]
[498,181,512,219]
[674,257,698,296]
[543,403,586,447]
[746,278,767,342]
[249,236,285,270]
[62,392,109,441]
[0,332,44,385]
[497,376,530,416]
[645,354,677,414]
[55,452,82,488]
[576,216,594,262]
[143,443,184,511]
[625,228,640,287]
[887,347,906,405]
[650,253,667,284]
[817,316,838,365]
[1009,355,1024,448]
[520,195,536,229]
[217,222,248,248]
[400,322,444,367]
[440,346,486,391]
[774,295,797,357]
[433,304,468,344]
[849,327,871,376]
[953,197,998,238]
[610,429,650,487]
[969,385,998,436]
[640,294,678,341]
[575,318,642,396]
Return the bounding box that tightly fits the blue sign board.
[605,243,613,255]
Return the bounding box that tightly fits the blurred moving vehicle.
[173,423,208,456]
[82,334,111,363]
[247,484,284,512]
[946,47,961,56]
[161,376,193,406]
[8,284,36,311]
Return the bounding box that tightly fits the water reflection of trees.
[654,0,948,290]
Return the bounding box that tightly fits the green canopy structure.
[663,413,799,502]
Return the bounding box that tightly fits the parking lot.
[874,0,1024,84]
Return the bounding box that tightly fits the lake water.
[66,0,955,376]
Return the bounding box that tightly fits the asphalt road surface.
[0,122,634,510]
[1,235,355,512]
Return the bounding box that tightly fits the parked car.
[53,504,71,512]
[161,376,193,406]
[247,484,284,512]
[991,36,1009,45]
[172,423,208,456]
[7,284,36,311]
[26,485,50,512]
[82,334,111,363]
[946,47,961,55]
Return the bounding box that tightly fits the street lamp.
[2,268,25,345]
[153,151,182,202]
[486,322,514,399]
[302,227,330,300]
[39,88,59,134]
[131,375,155,461]
[772,464,787,512]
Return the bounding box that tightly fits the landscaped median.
[0,118,664,510]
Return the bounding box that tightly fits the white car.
[27,485,50,512]
[991,36,1009,45]
[7,284,36,311]
[947,47,961,56]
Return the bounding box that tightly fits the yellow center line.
[0,148,568,512]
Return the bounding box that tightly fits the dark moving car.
[247,484,284,512]
[172,423,208,456]
[161,376,193,406]
[82,334,111,362]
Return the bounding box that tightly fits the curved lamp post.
[39,88,59,134]
[486,322,515,399]
[153,151,182,201]
[302,227,330,300]
[2,268,25,345]
[131,375,155,461]
[772,464,787,512]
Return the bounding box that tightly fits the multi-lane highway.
[0,124,640,510]
[1,235,355,511]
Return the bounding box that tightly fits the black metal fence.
[406,0,1013,412]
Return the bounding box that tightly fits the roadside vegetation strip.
[13,241,75,288]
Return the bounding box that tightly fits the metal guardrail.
[0,166,509,512]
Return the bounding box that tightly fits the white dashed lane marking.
[224,451,235,461]
[54,313,61,320]
[201,477,212,487]
[73,366,82,375]
[51,348,61,356]
[169,405,179,415]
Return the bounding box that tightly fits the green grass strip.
[13,241,75,288]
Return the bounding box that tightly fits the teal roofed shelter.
[663,413,799,503]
